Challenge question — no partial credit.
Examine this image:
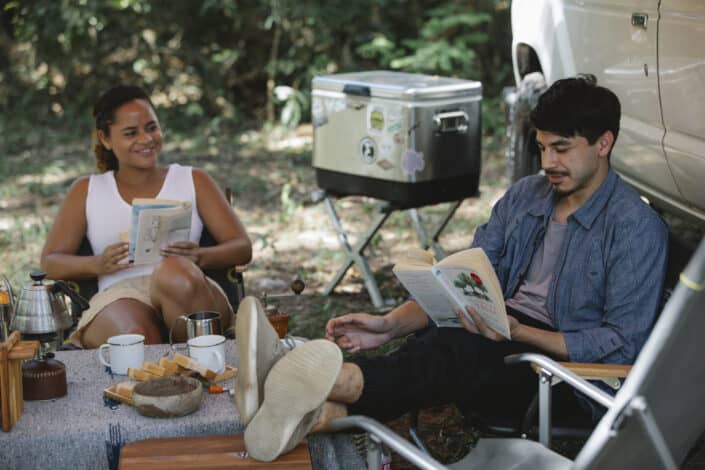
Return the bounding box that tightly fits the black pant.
[348,309,585,423]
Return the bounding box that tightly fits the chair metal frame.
[329,236,705,470]
[407,232,694,450]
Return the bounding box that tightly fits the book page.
[395,247,436,268]
[437,248,503,300]
[161,210,191,244]
[129,201,181,260]
[432,265,510,339]
[392,268,464,327]
[130,199,192,264]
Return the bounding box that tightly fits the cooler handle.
[433,110,469,134]
[343,84,371,97]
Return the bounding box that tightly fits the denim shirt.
[472,169,668,366]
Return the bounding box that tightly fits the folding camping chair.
[403,230,697,452]
[65,188,247,335]
[328,235,705,469]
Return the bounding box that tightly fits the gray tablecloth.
[0,341,364,470]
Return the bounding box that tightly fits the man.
[235,75,669,462]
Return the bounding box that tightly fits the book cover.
[129,198,192,265]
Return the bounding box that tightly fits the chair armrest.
[551,361,631,379]
[327,415,447,470]
[505,353,615,409]
[529,361,630,391]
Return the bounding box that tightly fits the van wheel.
[505,72,546,183]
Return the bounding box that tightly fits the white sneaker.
[244,339,343,462]
[234,296,287,425]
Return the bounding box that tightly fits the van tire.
[505,72,546,183]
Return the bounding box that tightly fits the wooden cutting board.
[119,433,312,469]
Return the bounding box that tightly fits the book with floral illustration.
[392,247,510,339]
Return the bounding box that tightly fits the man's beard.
[552,184,578,197]
[545,170,578,197]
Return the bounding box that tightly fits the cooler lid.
[313,70,482,101]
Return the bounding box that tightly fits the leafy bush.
[1,0,511,133]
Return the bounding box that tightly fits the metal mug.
[169,311,222,348]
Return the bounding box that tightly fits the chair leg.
[366,434,384,469]
[538,368,554,447]
[520,393,539,439]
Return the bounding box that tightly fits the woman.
[41,85,252,348]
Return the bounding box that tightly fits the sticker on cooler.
[360,137,378,164]
[325,96,346,114]
[386,106,403,134]
[402,148,425,175]
[367,105,385,135]
[379,135,394,158]
[376,159,394,171]
[311,97,327,128]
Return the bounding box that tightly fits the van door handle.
[631,13,648,30]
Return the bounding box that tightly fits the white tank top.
[86,163,204,291]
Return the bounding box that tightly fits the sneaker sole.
[244,339,342,462]
[234,297,260,425]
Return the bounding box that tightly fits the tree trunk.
[266,19,281,124]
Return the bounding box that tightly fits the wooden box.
[0,331,40,432]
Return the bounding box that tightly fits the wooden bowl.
[132,376,203,418]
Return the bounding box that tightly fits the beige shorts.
[69,275,233,347]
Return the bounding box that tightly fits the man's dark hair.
[530,74,621,146]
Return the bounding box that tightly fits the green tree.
[1,0,511,133]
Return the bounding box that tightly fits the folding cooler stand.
[316,190,465,308]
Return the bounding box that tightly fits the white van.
[507,1,705,227]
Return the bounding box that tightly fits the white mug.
[188,334,225,373]
[98,334,145,375]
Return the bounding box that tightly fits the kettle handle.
[1,274,15,307]
[52,280,90,311]
[168,315,189,350]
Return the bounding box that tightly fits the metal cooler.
[312,71,482,207]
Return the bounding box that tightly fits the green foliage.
[274,86,308,129]
[1,0,511,134]
[390,5,490,75]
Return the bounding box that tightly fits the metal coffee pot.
[10,271,87,335]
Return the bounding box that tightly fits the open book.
[392,247,510,339]
[127,198,192,265]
